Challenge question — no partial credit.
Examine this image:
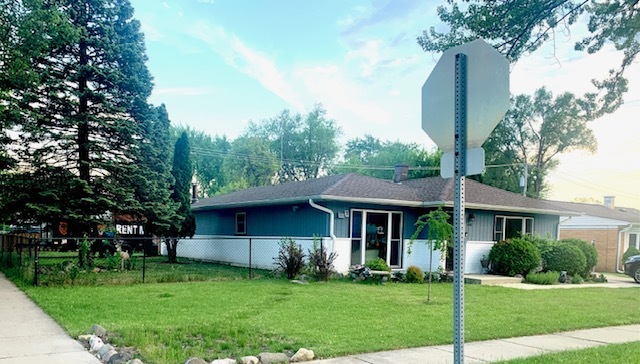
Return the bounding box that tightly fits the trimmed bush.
[405,265,424,283]
[365,257,391,272]
[525,271,560,285]
[488,237,541,277]
[543,244,586,276]
[561,238,598,277]
[623,246,640,261]
[274,238,305,279]
[307,239,337,282]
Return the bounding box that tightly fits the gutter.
[308,199,337,242]
[616,224,633,273]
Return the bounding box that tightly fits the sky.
[130,0,640,209]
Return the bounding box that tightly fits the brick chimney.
[603,195,615,209]
[393,164,409,183]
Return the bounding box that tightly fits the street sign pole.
[453,53,467,364]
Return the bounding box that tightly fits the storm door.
[350,209,403,268]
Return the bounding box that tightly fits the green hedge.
[561,238,598,277]
[489,237,541,277]
[543,244,586,276]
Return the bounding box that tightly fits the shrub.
[307,238,337,282]
[561,238,598,277]
[488,237,541,277]
[543,244,586,276]
[525,271,560,285]
[571,274,584,284]
[365,257,391,272]
[623,246,640,261]
[274,238,306,279]
[405,265,424,283]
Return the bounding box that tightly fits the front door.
[350,209,402,268]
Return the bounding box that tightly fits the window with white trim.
[235,212,246,235]
[494,215,534,241]
[630,233,639,250]
[349,209,403,268]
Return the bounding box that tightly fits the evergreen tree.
[165,132,196,263]
[0,0,154,233]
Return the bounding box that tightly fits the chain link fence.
[0,234,327,286]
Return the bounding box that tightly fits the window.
[630,233,639,250]
[235,212,246,235]
[494,215,534,241]
[350,209,403,268]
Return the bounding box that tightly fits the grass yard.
[496,341,640,364]
[25,280,640,364]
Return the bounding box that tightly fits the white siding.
[465,241,495,274]
[560,215,629,229]
[403,239,444,273]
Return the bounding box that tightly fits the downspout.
[616,224,633,273]
[308,199,336,242]
[557,216,572,239]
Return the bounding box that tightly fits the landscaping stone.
[239,356,259,364]
[290,348,314,362]
[89,335,105,352]
[126,360,144,364]
[97,344,114,359]
[101,349,118,363]
[290,280,308,285]
[185,358,208,364]
[93,267,101,273]
[78,334,93,348]
[88,324,108,339]
[108,351,133,364]
[258,352,290,364]
[210,359,236,364]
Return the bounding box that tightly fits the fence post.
[142,242,146,284]
[249,238,252,279]
[18,238,23,266]
[320,237,324,253]
[34,240,39,286]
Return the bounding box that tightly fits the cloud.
[140,22,163,42]
[340,0,423,36]
[196,0,215,3]
[189,21,304,111]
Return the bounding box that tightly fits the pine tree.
[165,132,196,263]
[1,0,154,233]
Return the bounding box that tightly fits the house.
[547,197,640,273]
[183,166,572,274]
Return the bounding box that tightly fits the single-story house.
[182,167,573,274]
[547,196,640,273]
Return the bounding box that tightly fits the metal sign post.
[453,52,467,364]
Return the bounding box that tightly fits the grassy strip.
[495,341,640,364]
[24,280,640,364]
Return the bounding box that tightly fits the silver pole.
[453,52,467,364]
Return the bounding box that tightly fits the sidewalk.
[0,272,101,364]
[308,325,640,364]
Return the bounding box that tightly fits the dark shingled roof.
[544,200,640,223]
[193,174,572,215]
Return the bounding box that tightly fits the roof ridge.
[321,173,354,195]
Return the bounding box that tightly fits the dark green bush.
[488,237,541,277]
[405,265,424,283]
[525,271,559,285]
[561,238,598,277]
[543,244,586,276]
[365,257,391,272]
[623,246,640,261]
[274,238,305,279]
[571,274,584,284]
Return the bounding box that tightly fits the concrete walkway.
[0,272,101,364]
[309,325,640,364]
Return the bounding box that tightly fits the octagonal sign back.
[421,39,509,152]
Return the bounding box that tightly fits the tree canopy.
[477,88,597,198]
[418,0,639,118]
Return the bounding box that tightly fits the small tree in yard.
[409,207,453,303]
[165,132,196,263]
[274,238,305,279]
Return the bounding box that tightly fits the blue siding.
[467,210,559,241]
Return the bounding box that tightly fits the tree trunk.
[166,238,178,263]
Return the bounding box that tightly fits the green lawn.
[496,341,640,364]
[24,280,640,364]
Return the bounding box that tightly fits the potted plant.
[480,255,490,269]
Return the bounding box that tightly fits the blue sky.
[131,0,640,208]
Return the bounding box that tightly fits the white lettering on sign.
[115,224,145,235]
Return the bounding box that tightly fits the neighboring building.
[183,167,572,274]
[548,196,640,273]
